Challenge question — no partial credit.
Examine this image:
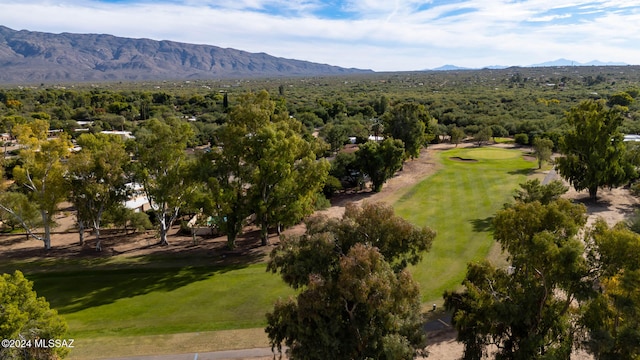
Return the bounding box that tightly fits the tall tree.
[266,203,435,360]
[532,137,554,169]
[556,100,635,200]
[248,119,329,245]
[383,103,432,159]
[2,120,71,250]
[131,118,195,246]
[200,91,273,248]
[356,138,405,192]
[202,90,329,247]
[201,124,253,249]
[67,133,130,251]
[444,196,590,360]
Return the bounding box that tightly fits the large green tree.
[266,203,435,360]
[1,120,71,250]
[444,190,590,359]
[131,117,195,246]
[0,270,69,360]
[67,133,130,251]
[383,103,433,159]
[581,220,640,359]
[200,91,276,248]
[200,124,253,249]
[356,138,405,192]
[248,119,329,246]
[556,100,635,200]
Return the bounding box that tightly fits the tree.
[556,100,636,200]
[200,125,253,249]
[266,203,435,359]
[356,138,405,192]
[67,133,130,250]
[532,137,554,169]
[444,197,590,360]
[0,192,40,233]
[512,179,568,205]
[450,126,465,147]
[131,118,195,246]
[322,123,349,153]
[0,270,69,360]
[329,151,363,189]
[514,133,529,146]
[490,124,509,141]
[383,103,431,159]
[199,91,276,248]
[248,119,329,245]
[473,127,492,147]
[2,120,71,250]
[607,91,634,108]
[581,220,640,359]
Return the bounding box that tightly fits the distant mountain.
[0,26,372,84]
[429,59,629,71]
[528,58,628,67]
[431,64,472,71]
[483,65,509,70]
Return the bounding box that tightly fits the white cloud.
[0,0,638,71]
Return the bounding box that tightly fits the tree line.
[0,89,439,251]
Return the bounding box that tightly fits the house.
[123,183,151,212]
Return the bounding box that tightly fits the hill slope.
[0,26,372,83]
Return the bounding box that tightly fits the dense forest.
[2,66,639,146]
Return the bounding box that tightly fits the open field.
[0,145,553,359]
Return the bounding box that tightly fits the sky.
[1,0,639,71]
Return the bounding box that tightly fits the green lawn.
[4,146,536,358]
[30,263,291,338]
[394,147,536,303]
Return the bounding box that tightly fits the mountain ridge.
[0,26,372,84]
[430,58,629,71]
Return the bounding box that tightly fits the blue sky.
[1,0,639,71]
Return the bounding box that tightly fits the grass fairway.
[21,260,292,358]
[30,263,291,338]
[394,147,536,303]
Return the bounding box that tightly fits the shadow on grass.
[30,249,263,314]
[507,168,536,176]
[470,216,494,233]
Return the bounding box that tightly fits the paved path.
[107,347,274,360]
[106,314,454,360]
[541,168,558,185]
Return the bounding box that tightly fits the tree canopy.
[131,117,195,245]
[0,270,69,360]
[383,102,432,159]
[266,202,435,359]
[556,100,636,200]
[356,138,405,192]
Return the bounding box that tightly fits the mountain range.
[0,26,372,84]
[0,26,631,84]
[431,59,628,71]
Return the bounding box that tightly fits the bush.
[314,193,331,210]
[514,133,529,145]
[322,175,342,198]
